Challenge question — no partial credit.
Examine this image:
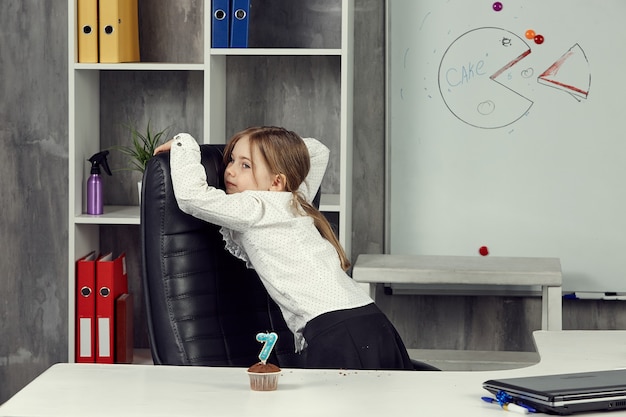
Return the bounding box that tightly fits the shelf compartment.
[222,55,342,197]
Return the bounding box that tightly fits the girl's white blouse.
[169,133,372,352]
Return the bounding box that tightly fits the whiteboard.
[386,0,626,292]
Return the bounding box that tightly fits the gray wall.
[0,0,69,403]
[2,0,625,405]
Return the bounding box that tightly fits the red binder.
[95,252,128,363]
[75,251,97,363]
[115,293,134,364]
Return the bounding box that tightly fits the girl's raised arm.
[299,138,330,203]
[169,133,263,232]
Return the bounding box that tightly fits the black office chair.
[140,144,439,370]
[141,145,302,367]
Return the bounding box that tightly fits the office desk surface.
[2,331,625,417]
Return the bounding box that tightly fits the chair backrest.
[141,145,302,367]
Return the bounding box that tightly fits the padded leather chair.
[141,144,302,367]
[141,143,439,371]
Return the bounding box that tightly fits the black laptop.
[483,369,626,415]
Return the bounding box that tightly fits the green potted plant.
[113,121,170,203]
[115,121,170,173]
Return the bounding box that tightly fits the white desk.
[352,254,563,330]
[1,331,624,417]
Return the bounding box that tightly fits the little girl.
[154,126,413,370]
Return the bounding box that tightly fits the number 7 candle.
[256,332,278,364]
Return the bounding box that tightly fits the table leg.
[542,285,563,331]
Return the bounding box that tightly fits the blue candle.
[256,332,278,364]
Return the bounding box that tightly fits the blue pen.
[482,396,535,414]
[495,390,537,413]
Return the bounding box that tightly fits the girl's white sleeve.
[168,133,263,231]
[299,138,330,203]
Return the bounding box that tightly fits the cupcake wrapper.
[247,372,280,391]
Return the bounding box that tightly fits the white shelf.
[72,197,338,224]
[209,48,343,56]
[68,0,353,363]
[74,206,140,225]
[319,194,340,212]
[74,63,205,71]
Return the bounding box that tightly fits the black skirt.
[301,303,414,370]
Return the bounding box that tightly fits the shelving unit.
[67,0,354,362]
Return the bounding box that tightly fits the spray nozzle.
[88,151,112,176]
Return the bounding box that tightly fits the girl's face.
[224,135,278,194]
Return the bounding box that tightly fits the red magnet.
[534,34,544,44]
[479,246,489,256]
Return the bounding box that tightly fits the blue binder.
[211,0,230,48]
[230,0,250,48]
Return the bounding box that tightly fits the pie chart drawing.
[439,27,534,129]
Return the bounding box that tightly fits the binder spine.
[230,0,250,48]
[77,0,99,62]
[75,251,97,363]
[99,0,140,63]
[211,0,230,48]
[95,253,129,363]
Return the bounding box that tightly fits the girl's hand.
[154,139,175,155]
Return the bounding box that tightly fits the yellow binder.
[99,0,140,63]
[77,0,99,63]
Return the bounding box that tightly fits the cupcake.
[247,361,281,391]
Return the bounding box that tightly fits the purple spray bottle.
[86,150,112,215]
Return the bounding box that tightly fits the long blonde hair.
[224,126,350,270]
